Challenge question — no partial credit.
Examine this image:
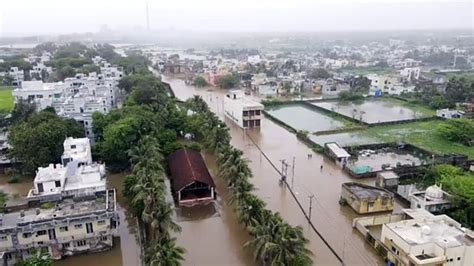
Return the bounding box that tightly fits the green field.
[0,86,14,113]
[362,120,474,159]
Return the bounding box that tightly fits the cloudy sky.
[0,0,472,37]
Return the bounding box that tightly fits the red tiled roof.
[168,148,215,192]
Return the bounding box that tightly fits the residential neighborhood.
[0,1,473,266]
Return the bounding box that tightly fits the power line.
[245,131,344,264]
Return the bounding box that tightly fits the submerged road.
[164,76,389,266]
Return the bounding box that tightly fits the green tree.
[8,110,83,173]
[217,73,240,89]
[438,118,474,146]
[193,76,208,87]
[309,68,331,79]
[145,237,186,266]
[16,251,53,266]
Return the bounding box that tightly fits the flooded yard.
[312,98,432,124]
[348,148,431,173]
[266,104,345,132]
[310,132,381,146]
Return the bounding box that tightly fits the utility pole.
[308,195,314,220]
[291,156,295,188]
[280,159,289,184]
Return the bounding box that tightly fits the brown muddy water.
[163,76,398,265]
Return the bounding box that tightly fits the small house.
[168,148,216,207]
[340,182,395,214]
[325,142,351,166]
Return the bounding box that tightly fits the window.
[0,235,7,241]
[249,110,255,116]
[4,253,11,260]
[243,120,249,127]
[100,236,108,241]
[23,232,32,238]
[55,181,61,187]
[457,257,461,261]
[62,243,70,248]
[37,230,47,236]
[59,226,68,232]
[243,111,249,117]
[71,145,76,149]
[37,241,44,245]
[97,220,106,225]
[255,120,261,127]
[255,110,261,115]
[76,240,86,247]
[74,224,83,229]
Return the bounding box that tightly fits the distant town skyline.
[0,0,472,37]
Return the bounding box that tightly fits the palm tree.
[245,213,313,265]
[145,237,186,266]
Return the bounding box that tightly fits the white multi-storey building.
[27,137,105,202]
[12,81,63,109]
[224,90,263,128]
[61,137,93,166]
[8,67,24,86]
[381,209,474,266]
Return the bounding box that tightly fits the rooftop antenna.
[146,2,150,31]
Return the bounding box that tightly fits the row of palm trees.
[124,135,185,266]
[186,96,313,265]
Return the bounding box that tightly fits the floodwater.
[349,150,430,172]
[310,132,380,147]
[0,173,142,266]
[56,173,142,266]
[312,98,427,124]
[266,104,345,132]
[176,153,255,266]
[164,76,389,265]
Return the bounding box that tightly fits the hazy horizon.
[0,0,473,38]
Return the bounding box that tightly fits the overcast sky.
[0,0,472,37]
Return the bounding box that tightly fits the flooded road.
[164,76,388,265]
[176,153,255,266]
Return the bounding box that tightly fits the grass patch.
[361,120,474,159]
[0,86,14,113]
[40,202,55,209]
[383,97,436,117]
[7,175,20,184]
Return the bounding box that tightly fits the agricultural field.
[312,97,435,124]
[0,86,14,113]
[265,103,356,133]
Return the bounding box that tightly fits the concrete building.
[0,190,119,265]
[224,90,263,128]
[400,67,421,80]
[61,137,93,166]
[27,162,106,203]
[8,67,24,86]
[325,142,351,166]
[341,182,395,214]
[12,81,62,109]
[375,171,400,189]
[437,109,465,119]
[409,185,453,213]
[380,209,474,266]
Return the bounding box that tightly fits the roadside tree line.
[185,96,313,265]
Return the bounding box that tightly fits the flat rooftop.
[386,215,474,248]
[343,182,393,200]
[0,190,115,229]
